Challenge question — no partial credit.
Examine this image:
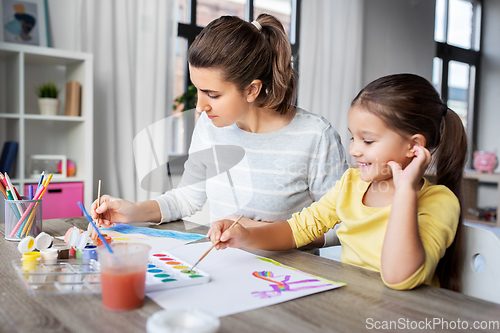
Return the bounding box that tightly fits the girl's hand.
[388,145,431,191]
[90,195,138,227]
[207,219,251,250]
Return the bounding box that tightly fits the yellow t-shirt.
[288,168,459,290]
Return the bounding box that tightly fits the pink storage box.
[24,182,84,219]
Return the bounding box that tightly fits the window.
[433,0,481,149]
[171,0,301,155]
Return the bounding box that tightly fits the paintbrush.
[189,214,244,271]
[89,180,102,240]
[97,179,102,222]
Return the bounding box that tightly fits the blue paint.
[101,223,204,241]
[82,245,98,260]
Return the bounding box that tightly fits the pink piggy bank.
[474,151,497,173]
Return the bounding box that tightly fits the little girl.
[208,73,468,291]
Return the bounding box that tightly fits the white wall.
[477,0,500,164]
[46,0,81,51]
[476,0,500,207]
[362,0,436,85]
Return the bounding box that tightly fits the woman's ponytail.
[255,13,296,114]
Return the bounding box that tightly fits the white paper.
[147,242,344,317]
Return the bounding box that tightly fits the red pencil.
[1,173,21,198]
[0,173,7,189]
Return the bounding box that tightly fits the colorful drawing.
[255,257,342,285]
[4,3,36,42]
[2,0,49,46]
[146,243,345,317]
[251,271,332,299]
[102,223,204,242]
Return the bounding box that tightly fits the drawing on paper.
[251,270,332,299]
[102,223,204,242]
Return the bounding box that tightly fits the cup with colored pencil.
[3,172,52,241]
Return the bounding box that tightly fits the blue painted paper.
[101,223,204,242]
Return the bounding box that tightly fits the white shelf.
[0,113,19,119]
[463,170,500,228]
[23,114,85,121]
[23,177,87,184]
[1,113,85,121]
[464,170,500,183]
[0,42,93,207]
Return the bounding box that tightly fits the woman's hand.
[388,145,431,191]
[91,195,138,227]
[207,219,251,250]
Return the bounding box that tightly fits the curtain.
[47,0,177,202]
[297,0,364,165]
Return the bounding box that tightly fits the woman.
[92,14,347,248]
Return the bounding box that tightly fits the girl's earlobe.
[406,147,416,158]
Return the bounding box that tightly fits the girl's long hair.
[188,14,296,114]
[352,73,467,292]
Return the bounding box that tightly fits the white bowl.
[146,308,220,333]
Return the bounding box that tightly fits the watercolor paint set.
[145,252,210,293]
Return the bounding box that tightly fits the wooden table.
[1,217,499,333]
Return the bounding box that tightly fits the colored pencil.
[19,174,53,237]
[21,205,38,237]
[36,170,45,189]
[0,173,7,189]
[3,173,24,216]
[36,171,45,192]
[22,175,52,237]
[189,214,244,271]
[14,184,44,237]
[0,180,7,199]
[2,173,21,198]
[9,185,44,238]
[12,173,53,238]
[5,187,21,219]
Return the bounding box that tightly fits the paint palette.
[145,252,210,292]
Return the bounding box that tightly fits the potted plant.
[173,84,197,112]
[36,82,60,116]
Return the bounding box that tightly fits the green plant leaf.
[173,84,197,111]
[35,82,60,98]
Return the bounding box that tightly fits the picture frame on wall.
[0,0,49,47]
